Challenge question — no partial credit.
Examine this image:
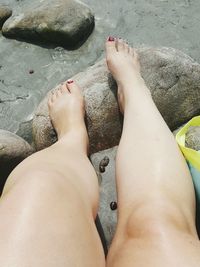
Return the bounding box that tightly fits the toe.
[129,47,135,56]
[105,36,117,56]
[55,88,62,98]
[133,50,139,62]
[124,43,129,53]
[66,80,81,95]
[116,38,125,52]
[51,91,57,103]
[60,83,70,93]
[48,94,53,107]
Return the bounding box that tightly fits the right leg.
[0,81,105,267]
[106,38,200,267]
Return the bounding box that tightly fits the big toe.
[105,36,117,57]
[66,79,82,95]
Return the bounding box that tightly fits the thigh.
[0,171,105,267]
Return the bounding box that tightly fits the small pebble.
[100,156,110,167]
[99,156,110,173]
[99,165,105,173]
[110,201,117,211]
[29,70,34,74]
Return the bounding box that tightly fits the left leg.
[0,81,105,267]
[105,38,200,267]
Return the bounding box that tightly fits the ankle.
[56,128,89,154]
[116,69,143,85]
[121,81,151,103]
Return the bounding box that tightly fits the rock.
[174,124,200,151]
[16,119,34,146]
[173,122,200,151]
[99,156,110,173]
[0,130,34,193]
[0,5,12,29]
[33,47,200,153]
[185,126,200,151]
[100,156,110,167]
[2,0,94,49]
[33,60,121,153]
[139,47,200,130]
[110,201,117,211]
[90,146,117,247]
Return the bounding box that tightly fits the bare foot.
[105,37,147,113]
[48,80,89,153]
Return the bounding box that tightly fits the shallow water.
[0,0,200,139]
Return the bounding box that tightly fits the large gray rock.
[0,130,34,193]
[140,47,200,129]
[32,47,200,153]
[33,60,121,153]
[2,0,94,49]
[0,5,12,29]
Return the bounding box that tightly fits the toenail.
[67,79,74,84]
[107,36,115,42]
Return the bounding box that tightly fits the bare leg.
[105,38,200,267]
[0,81,105,267]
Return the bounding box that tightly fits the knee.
[124,201,195,239]
[125,206,164,239]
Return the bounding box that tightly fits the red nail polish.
[108,36,115,42]
[67,79,73,84]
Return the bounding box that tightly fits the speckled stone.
[33,47,200,153]
[2,0,94,49]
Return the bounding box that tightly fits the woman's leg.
[0,82,105,267]
[105,38,200,267]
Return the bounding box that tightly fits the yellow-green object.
[176,116,200,171]
[176,115,200,235]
